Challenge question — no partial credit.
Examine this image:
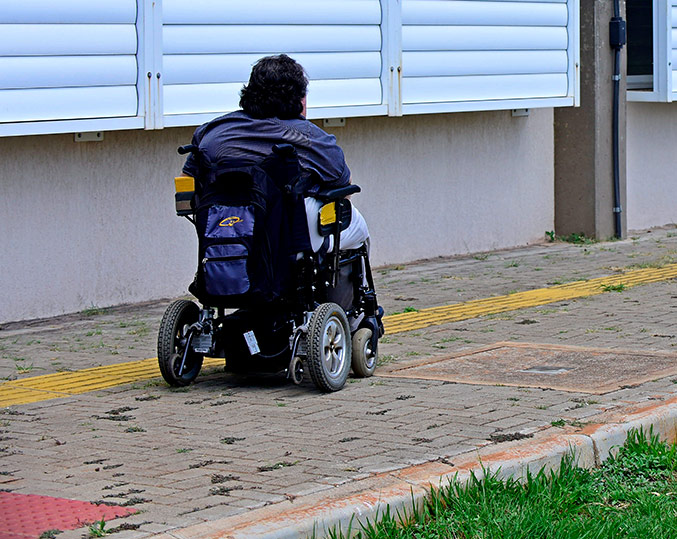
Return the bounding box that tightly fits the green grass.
[601,283,626,292]
[556,232,598,245]
[325,429,677,539]
[81,305,110,317]
[390,306,419,315]
[87,519,107,537]
[15,363,34,374]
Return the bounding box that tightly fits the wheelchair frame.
[157,147,383,392]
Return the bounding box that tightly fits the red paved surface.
[0,492,136,539]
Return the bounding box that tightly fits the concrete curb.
[153,399,677,539]
[582,396,677,464]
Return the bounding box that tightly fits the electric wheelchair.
[157,143,384,392]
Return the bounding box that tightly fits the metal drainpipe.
[610,1,627,239]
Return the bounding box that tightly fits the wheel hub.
[322,317,346,379]
[363,341,376,369]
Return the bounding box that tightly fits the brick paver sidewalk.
[2,227,677,538]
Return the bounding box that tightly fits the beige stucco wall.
[627,102,677,230]
[0,109,554,323]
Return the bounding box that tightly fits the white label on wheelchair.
[193,333,212,354]
[244,330,261,355]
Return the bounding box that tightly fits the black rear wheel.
[158,300,204,386]
[306,303,351,392]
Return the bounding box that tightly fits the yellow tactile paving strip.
[2,264,677,407]
[0,358,224,406]
[385,264,677,333]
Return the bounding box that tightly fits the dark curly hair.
[239,54,308,119]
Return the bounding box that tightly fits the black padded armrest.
[313,184,361,202]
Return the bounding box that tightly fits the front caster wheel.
[289,356,304,385]
[157,300,204,387]
[351,328,377,377]
[306,303,351,392]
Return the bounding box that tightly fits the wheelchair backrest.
[188,146,312,308]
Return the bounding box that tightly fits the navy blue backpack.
[189,145,311,307]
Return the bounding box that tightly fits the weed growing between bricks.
[189,459,230,469]
[257,461,299,472]
[211,473,239,483]
[209,485,243,496]
[324,428,677,539]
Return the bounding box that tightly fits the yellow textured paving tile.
[0,357,227,407]
[0,387,70,406]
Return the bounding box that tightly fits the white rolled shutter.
[162,0,386,126]
[1,0,582,137]
[0,0,146,136]
[400,0,579,114]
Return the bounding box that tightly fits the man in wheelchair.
[159,54,384,392]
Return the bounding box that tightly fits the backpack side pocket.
[202,243,250,297]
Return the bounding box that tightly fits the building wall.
[626,102,677,230]
[0,109,554,323]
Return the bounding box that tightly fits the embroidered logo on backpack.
[219,216,243,227]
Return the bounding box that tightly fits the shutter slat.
[403,25,569,51]
[0,87,138,123]
[1,1,136,24]
[0,56,137,90]
[163,0,381,25]
[163,25,382,55]
[0,25,137,56]
[403,74,568,103]
[404,50,568,77]
[164,52,381,85]
[164,79,382,116]
[403,1,567,26]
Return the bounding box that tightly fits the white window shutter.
[400,0,579,114]
[162,0,386,127]
[0,0,148,137]
[0,0,583,136]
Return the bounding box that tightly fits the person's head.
[239,54,308,119]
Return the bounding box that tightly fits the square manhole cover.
[380,342,677,394]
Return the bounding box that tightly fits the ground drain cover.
[0,492,135,539]
[380,342,677,394]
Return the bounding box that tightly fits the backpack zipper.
[202,254,247,265]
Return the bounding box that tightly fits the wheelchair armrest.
[175,176,195,216]
[314,184,360,202]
